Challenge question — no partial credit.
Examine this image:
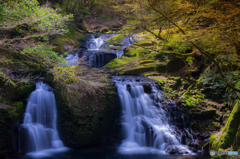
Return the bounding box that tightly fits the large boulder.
[46,67,120,147]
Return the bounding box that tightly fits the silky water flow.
[19,82,68,157]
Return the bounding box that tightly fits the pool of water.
[15,146,210,159]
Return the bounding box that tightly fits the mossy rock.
[124,65,156,75]
[218,101,240,149]
[149,76,166,87]
[139,60,154,65]
[123,45,138,57]
[167,76,181,90]
[106,34,125,45]
[46,67,120,147]
[0,101,26,152]
[0,79,35,101]
[14,80,35,100]
[233,125,240,152]
[156,57,185,73]
[209,101,240,151]
[180,95,199,107]
[101,27,110,33]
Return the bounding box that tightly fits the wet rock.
[181,135,187,144]
[203,138,209,143]
[197,133,210,141]
[127,84,131,93]
[143,83,152,93]
[166,145,178,154]
[101,27,109,33]
[109,23,123,31]
[109,45,117,50]
[114,43,124,46]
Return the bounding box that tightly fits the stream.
[15,34,210,159]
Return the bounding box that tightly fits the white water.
[65,53,78,65]
[87,34,104,50]
[20,82,68,157]
[115,80,190,154]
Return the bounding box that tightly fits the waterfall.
[113,77,191,154]
[20,82,67,156]
[64,34,132,67]
[86,34,104,50]
[65,51,78,66]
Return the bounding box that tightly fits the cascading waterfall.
[113,77,191,154]
[64,33,133,67]
[86,34,104,50]
[20,82,67,156]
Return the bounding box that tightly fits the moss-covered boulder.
[156,56,185,73]
[233,125,240,153]
[0,79,35,101]
[209,101,240,153]
[47,66,120,147]
[0,102,26,157]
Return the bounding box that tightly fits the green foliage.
[106,34,125,45]
[1,0,72,34]
[21,44,67,69]
[0,0,73,85]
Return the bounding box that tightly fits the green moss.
[124,64,156,75]
[106,34,125,45]
[149,77,166,87]
[209,101,240,152]
[15,80,35,100]
[106,56,136,69]
[100,27,110,33]
[218,101,240,149]
[181,95,198,107]
[233,125,240,152]
[143,72,159,76]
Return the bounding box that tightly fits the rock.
[166,145,178,154]
[0,79,35,101]
[124,66,156,75]
[100,27,109,33]
[181,135,187,144]
[156,56,185,73]
[109,45,117,50]
[139,60,154,65]
[80,51,117,68]
[109,23,123,31]
[203,138,209,143]
[114,43,124,46]
[123,45,138,57]
[46,69,121,147]
[143,83,152,93]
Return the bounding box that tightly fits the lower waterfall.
[20,82,68,157]
[113,77,191,154]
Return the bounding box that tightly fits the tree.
[114,0,240,99]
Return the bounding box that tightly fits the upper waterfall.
[64,34,134,67]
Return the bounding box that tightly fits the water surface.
[15,146,210,159]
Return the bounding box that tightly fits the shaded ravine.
[19,82,68,157]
